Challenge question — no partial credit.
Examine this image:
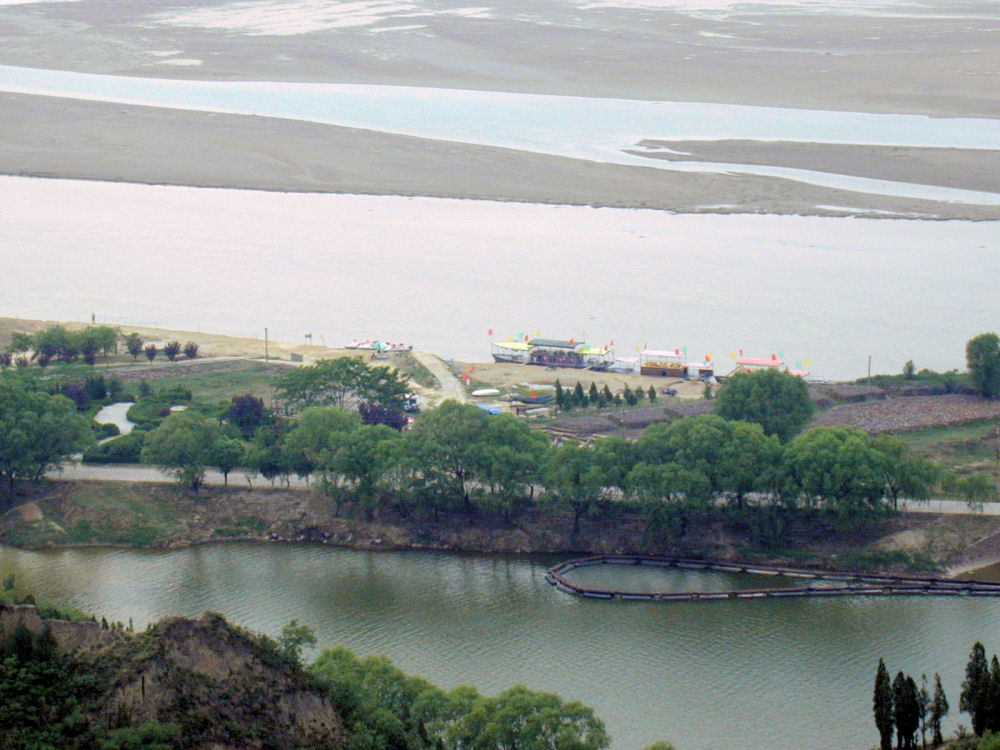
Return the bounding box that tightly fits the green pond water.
[1,542,995,750]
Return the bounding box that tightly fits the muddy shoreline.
[6,480,1000,580]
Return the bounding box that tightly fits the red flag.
[488,329,493,336]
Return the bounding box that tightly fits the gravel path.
[411,351,468,405]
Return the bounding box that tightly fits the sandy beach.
[1,0,999,217]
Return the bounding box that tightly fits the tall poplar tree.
[874,659,895,750]
[987,655,1000,734]
[930,673,949,746]
[961,642,990,736]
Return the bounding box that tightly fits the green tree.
[543,443,611,535]
[277,620,316,666]
[874,659,894,750]
[714,368,814,442]
[0,379,93,497]
[225,394,271,440]
[210,437,245,487]
[76,331,101,366]
[451,685,610,750]
[0,650,96,746]
[276,358,409,413]
[474,414,550,520]
[622,384,637,406]
[894,672,919,750]
[962,642,991,736]
[636,415,780,507]
[183,341,199,360]
[783,427,888,522]
[162,341,181,362]
[245,425,289,488]
[917,674,929,750]
[33,325,73,366]
[967,332,1000,397]
[283,407,359,502]
[6,331,34,356]
[986,656,1000,735]
[143,344,157,364]
[404,401,489,514]
[627,461,712,539]
[333,425,402,516]
[140,411,222,490]
[124,333,144,362]
[930,673,949,746]
[872,435,939,510]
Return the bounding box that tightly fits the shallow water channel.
[2,542,997,749]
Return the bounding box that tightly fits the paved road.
[47,464,997,516]
[51,462,309,489]
[411,351,469,405]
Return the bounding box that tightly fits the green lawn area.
[145,364,279,404]
[898,420,999,474]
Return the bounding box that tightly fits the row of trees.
[874,660,948,749]
[555,380,658,410]
[2,325,118,368]
[0,325,200,368]
[123,333,199,363]
[137,396,940,536]
[876,641,1000,750]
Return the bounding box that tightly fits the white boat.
[471,388,501,397]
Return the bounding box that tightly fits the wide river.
[1,542,995,749]
[3,176,998,380]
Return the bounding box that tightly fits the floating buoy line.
[545,555,1000,602]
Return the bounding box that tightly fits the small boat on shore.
[346,340,412,352]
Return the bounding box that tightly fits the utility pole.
[867,355,872,385]
[264,327,269,363]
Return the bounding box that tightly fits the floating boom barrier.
[545,555,1000,603]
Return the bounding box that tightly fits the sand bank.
[3,93,998,219]
[1,0,997,118]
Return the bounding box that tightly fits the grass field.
[900,420,1000,475]
[140,363,279,404]
[1,482,184,548]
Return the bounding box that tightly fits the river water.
[3,176,998,380]
[1,542,996,749]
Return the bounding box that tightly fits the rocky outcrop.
[0,605,347,749]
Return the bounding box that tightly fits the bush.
[84,375,108,401]
[92,422,121,439]
[82,432,146,464]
